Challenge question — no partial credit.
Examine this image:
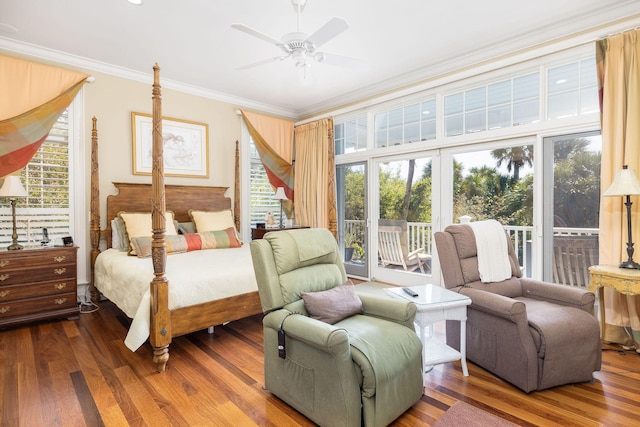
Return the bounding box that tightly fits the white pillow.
[118,211,178,255]
[189,209,236,232]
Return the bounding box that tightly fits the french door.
[542,131,601,285]
[372,152,437,286]
[337,162,368,278]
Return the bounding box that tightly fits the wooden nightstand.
[0,246,79,328]
[251,226,309,240]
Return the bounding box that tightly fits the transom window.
[335,115,367,155]
[374,100,436,148]
[444,72,540,137]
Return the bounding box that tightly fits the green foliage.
[553,150,600,227]
[342,140,599,230]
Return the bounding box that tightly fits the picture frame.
[132,112,209,178]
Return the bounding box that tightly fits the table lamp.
[273,187,288,228]
[0,175,28,250]
[603,165,640,269]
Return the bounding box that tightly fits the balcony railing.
[343,219,599,279]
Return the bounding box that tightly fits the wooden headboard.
[103,182,230,248]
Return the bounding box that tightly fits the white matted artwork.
[132,112,209,178]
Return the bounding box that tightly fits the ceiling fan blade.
[316,52,366,69]
[231,23,282,47]
[305,17,349,49]
[236,56,287,70]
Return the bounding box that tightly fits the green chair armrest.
[264,309,351,357]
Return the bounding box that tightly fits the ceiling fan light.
[314,52,325,63]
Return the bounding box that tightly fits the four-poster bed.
[88,64,262,373]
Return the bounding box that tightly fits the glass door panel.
[337,162,367,278]
[542,132,601,286]
[452,143,534,277]
[374,154,433,285]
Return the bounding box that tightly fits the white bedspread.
[94,245,258,351]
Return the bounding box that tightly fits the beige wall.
[84,71,244,226]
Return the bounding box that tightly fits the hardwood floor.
[1,300,639,426]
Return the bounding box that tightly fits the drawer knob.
[54,256,66,263]
[54,298,67,305]
[54,268,66,275]
[0,306,9,314]
[0,290,10,298]
[0,274,9,281]
[0,261,8,268]
[54,283,67,290]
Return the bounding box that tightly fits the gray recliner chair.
[434,223,601,393]
[250,228,423,427]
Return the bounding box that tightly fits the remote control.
[402,287,419,297]
[278,328,286,359]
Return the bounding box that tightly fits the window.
[444,72,540,136]
[547,58,598,119]
[249,138,284,226]
[335,115,367,154]
[0,109,71,247]
[374,100,436,148]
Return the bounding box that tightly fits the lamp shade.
[273,187,288,201]
[604,165,640,197]
[0,176,28,198]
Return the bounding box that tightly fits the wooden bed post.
[234,140,240,232]
[89,116,101,304]
[150,64,171,373]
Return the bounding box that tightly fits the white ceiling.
[1,0,640,119]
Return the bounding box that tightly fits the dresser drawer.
[0,279,76,302]
[0,248,76,271]
[0,292,77,319]
[0,263,75,286]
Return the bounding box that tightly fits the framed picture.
[132,112,209,178]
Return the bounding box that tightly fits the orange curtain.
[0,55,89,176]
[294,117,337,237]
[241,111,294,214]
[596,29,640,347]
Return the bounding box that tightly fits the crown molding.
[0,37,299,119]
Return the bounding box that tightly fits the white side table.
[387,284,471,377]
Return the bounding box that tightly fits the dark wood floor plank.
[49,358,88,427]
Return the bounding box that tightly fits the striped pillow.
[131,227,241,258]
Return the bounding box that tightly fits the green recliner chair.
[250,228,423,427]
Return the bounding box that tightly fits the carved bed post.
[89,117,101,304]
[150,64,171,373]
[234,140,240,232]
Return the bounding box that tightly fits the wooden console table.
[588,265,640,337]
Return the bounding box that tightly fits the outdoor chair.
[378,224,431,273]
[552,234,599,287]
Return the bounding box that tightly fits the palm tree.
[490,145,533,180]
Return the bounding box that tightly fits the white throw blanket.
[469,219,512,283]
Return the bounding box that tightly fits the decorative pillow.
[300,280,363,324]
[189,209,236,232]
[177,221,196,235]
[118,211,178,255]
[131,227,242,258]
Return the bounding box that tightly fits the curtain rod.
[599,26,640,41]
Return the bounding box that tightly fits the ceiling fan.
[231,0,362,75]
